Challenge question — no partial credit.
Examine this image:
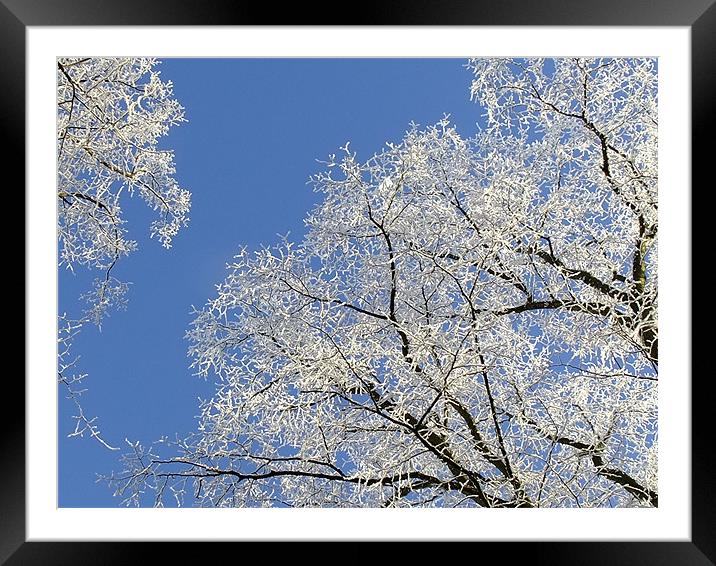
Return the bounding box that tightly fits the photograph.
[57,56,659,509]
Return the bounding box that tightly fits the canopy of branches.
[107,58,658,508]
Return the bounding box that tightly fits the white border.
[27,26,691,541]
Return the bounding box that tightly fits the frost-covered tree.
[57,57,190,446]
[110,58,657,507]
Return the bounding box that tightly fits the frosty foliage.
[57,58,190,447]
[58,315,119,450]
[58,57,190,271]
[109,58,657,508]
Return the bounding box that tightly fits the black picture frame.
[8,0,711,563]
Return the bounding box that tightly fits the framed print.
[10,0,711,563]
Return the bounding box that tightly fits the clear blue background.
[58,58,486,507]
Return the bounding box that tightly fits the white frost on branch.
[57,57,191,448]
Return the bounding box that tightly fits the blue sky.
[58,58,487,507]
